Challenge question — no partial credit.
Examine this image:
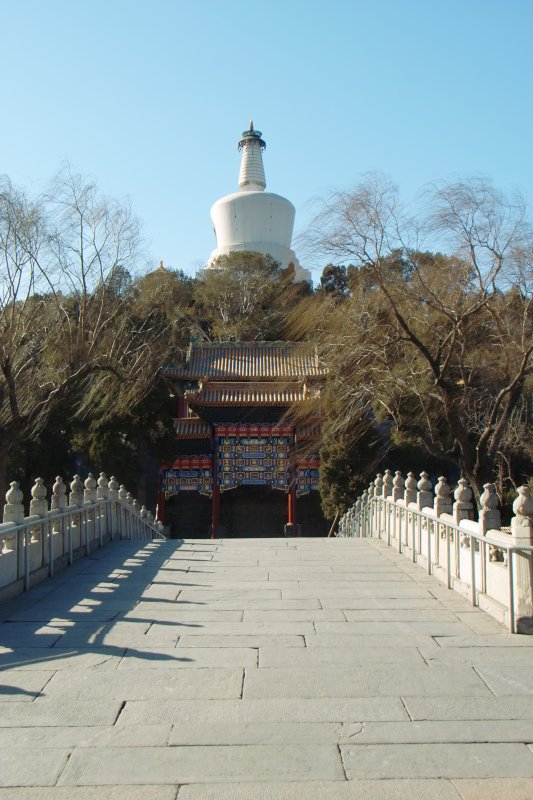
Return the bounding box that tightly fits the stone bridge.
[2,535,533,798]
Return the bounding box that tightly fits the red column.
[288,488,295,524]
[287,429,297,533]
[211,433,220,539]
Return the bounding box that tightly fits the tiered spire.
[238,120,266,192]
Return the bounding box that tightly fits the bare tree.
[0,168,172,498]
[299,175,533,497]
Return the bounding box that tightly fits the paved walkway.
[1,537,533,799]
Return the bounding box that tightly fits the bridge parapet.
[338,471,533,634]
[0,474,164,600]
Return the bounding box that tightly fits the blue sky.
[1,0,532,278]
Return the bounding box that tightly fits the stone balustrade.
[0,473,165,600]
[338,470,533,633]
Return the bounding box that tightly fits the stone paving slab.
[342,609,459,621]
[313,620,472,636]
[339,743,533,778]
[0,789,177,800]
[179,597,321,610]
[1,536,533,793]
[0,748,70,786]
[57,744,345,784]
[0,698,123,726]
[0,647,123,670]
[419,645,533,666]
[258,645,426,668]
[243,608,345,621]
[304,633,437,648]
[0,668,55,699]
[243,666,491,699]
[453,778,533,799]
[342,720,533,744]
[121,608,245,622]
[150,621,315,636]
[169,721,357,745]
[435,635,533,647]
[42,667,244,700]
[176,634,305,648]
[0,723,172,748]
[177,779,462,799]
[403,696,533,721]
[468,665,533,696]
[118,647,258,669]
[119,697,409,725]
[319,596,445,609]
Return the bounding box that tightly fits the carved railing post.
[108,477,119,539]
[29,478,48,517]
[118,485,128,538]
[392,471,405,502]
[510,486,533,629]
[50,476,67,568]
[84,473,97,504]
[453,478,474,547]
[417,471,433,511]
[374,474,384,537]
[4,482,25,581]
[29,478,47,572]
[479,483,502,562]
[69,475,84,508]
[404,472,418,505]
[361,489,369,537]
[68,475,84,556]
[383,469,393,498]
[97,473,108,501]
[51,477,67,512]
[434,476,452,517]
[4,482,24,525]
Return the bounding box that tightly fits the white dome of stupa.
[208,122,310,283]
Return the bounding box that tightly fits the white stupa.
[208,122,310,282]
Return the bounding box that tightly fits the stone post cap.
[70,475,84,494]
[84,473,97,491]
[405,472,418,491]
[5,481,23,506]
[480,483,499,511]
[393,471,405,488]
[418,471,432,492]
[52,476,66,494]
[454,477,473,505]
[3,481,24,524]
[435,476,451,498]
[118,485,128,501]
[108,476,119,492]
[513,485,533,521]
[31,477,47,501]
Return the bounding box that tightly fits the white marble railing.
[337,470,533,633]
[0,473,165,598]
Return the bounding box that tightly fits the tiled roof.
[173,418,212,439]
[186,381,312,407]
[165,342,325,381]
